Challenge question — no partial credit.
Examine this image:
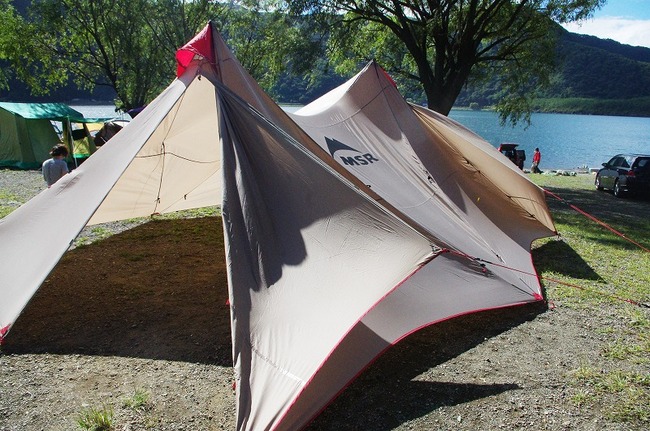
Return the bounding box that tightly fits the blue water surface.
[73,104,649,171]
[450,110,650,170]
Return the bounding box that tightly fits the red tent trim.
[176,22,216,77]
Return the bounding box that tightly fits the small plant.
[570,389,593,406]
[77,404,114,431]
[122,388,151,412]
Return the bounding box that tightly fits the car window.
[634,157,649,170]
[610,156,626,168]
[620,157,631,168]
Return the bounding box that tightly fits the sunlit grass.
[122,388,151,412]
[76,404,114,431]
[532,174,650,426]
[0,190,23,218]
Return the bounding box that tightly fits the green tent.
[0,102,101,169]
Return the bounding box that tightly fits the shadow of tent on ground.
[532,239,602,281]
[4,216,546,428]
[2,216,232,366]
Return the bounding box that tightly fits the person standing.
[531,147,542,173]
[42,144,69,187]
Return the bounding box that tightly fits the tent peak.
[176,21,216,78]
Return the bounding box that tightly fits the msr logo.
[325,137,380,166]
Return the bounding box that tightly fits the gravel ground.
[0,169,648,431]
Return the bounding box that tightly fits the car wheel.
[613,180,625,198]
[595,176,604,191]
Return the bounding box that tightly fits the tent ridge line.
[293,86,391,129]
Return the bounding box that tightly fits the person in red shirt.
[531,147,542,173]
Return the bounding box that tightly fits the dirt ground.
[0,170,648,430]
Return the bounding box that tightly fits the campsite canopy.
[0,22,556,431]
[0,102,104,168]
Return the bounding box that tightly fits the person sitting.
[42,144,69,187]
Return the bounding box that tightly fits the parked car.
[498,143,526,170]
[595,153,650,198]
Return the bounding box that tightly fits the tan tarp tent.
[0,22,555,431]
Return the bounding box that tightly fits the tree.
[0,0,26,91]
[290,0,606,124]
[6,0,221,112]
[219,1,332,99]
[3,0,325,111]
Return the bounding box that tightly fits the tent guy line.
[543,189,650,253]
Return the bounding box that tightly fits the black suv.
[498,143,526,170]
[595,154,650,198]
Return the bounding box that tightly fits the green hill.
[457,26,650,116]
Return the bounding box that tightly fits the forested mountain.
[548,29,650,99]
[456,26,650,116]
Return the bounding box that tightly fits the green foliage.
[4,0,220,111]
[76,404,114,431]
[457,25,650,117]
[299,0,605,124]
[0,0,23,90]
[217,3,336,101]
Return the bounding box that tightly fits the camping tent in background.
[0,102,103,169]
[0,22,556,431]
[90,119,128,147]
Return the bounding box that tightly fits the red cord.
[543,189,650,253]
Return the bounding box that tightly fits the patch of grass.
[603,340,645,361]
[607,386,650,423]
[0,190,23,219]
[89,226,114,240]
[531,174,650,426]
[122,388,150,412]
[570,389,595,406]
[0,206,13,218]
[76,404,114,431]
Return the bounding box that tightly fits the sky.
[561,0,650,48]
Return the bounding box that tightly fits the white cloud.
[562,18,650,48]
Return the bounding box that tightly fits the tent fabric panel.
[291,63,527,262]
[275,254,541,430]
[0,108,59,169]
[208,26,381,197]
[0,77,190,336]
[412,105,556,235]
[88,72,221,225]
[218,85,434,431]
[63,124,97,159]
[0,108,24,167]
[24,119,59,164]
[207,25,434,245]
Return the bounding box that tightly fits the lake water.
[449,110,650,170]
[72,104,649,170]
